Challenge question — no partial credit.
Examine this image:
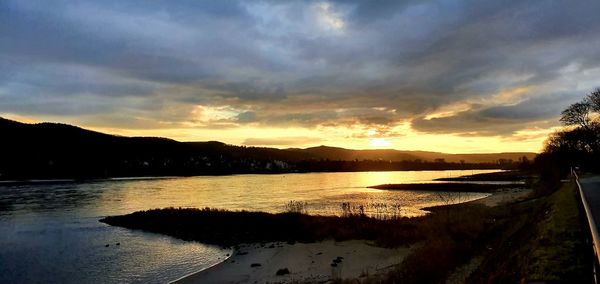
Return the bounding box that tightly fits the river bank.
[171,185,531,283]
[98,170,534,283]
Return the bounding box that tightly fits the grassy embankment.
[466,179,593,283]
[379,176,592,283]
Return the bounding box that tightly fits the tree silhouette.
[560,101,591,128]
[588,88,600,112]
[539,88,600,175]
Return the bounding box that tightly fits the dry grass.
[100,206,422,248]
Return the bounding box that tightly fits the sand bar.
[471,187,532,207]
[174,239,413,284]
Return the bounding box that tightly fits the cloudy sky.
[2,0,600,153]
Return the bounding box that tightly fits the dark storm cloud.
[479,94,572,121]
[2,0,600,135]
[412,93,575,135]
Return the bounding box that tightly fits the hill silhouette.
[0,117,535,180]
[290,145,534,164]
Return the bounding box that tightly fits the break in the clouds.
[1,0,600,149]
[243,136,322,147]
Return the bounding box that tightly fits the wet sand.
[471,187,532,207]
[174,240,413,284]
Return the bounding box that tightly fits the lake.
[0,169,498,283]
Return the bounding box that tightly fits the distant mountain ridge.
[289,145,535,164]
[0,117,535,180]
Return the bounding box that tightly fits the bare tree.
[588,88,600,112]
[560,101,591,128]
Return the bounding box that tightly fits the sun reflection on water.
[94,170,499,219]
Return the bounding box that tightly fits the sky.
[2,0,600,153]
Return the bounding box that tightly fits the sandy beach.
[174,240,413,284]
[472,187,532,207]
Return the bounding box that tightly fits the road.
[580,176,600,226]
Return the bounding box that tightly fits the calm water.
[0,170,498,283]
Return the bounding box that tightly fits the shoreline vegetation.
[100,207,422,248]
[100,170,594,283]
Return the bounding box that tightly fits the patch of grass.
[284,200,308,214]
[339,202,404,219]
[526,180,592,281]
[100,207,422,247]
[380,204,493,284]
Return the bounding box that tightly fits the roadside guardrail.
[573,168,600,283]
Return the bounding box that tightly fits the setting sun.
[369,138,392,147]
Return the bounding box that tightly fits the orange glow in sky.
[3,1,596,154]
[1,113,552,153]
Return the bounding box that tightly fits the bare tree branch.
[560,101,591,128]
[588,88,600,113]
